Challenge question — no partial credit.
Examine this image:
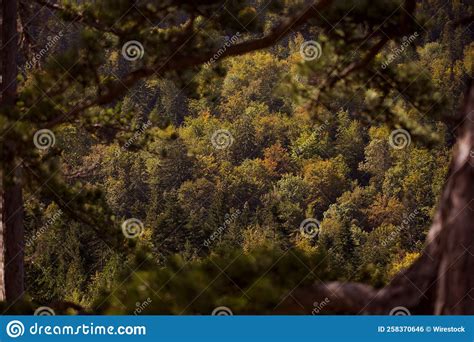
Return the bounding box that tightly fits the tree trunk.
[284,80,474,315]
[0,0,24,303]
[0,179,4,301]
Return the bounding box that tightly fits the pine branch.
[43,0,335,128]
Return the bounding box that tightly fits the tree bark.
[1,0,24,303]
[284,80,474,314]
[0,179,4,301]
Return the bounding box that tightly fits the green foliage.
[93,246,330,314]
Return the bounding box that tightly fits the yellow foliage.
[388,252,420,279]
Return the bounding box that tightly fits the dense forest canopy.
[0,0,473,314]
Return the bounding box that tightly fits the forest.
[0,0,473,315]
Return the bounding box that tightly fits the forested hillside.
[1,0,473,314]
